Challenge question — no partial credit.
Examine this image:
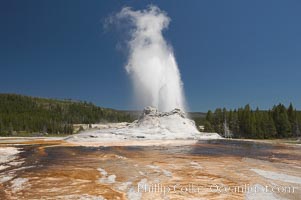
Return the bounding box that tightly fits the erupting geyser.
[115,5,186,112]
[64,5,222,143]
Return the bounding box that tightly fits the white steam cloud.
[114,5,186,112]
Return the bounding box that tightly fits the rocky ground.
[0,138,300,200]
[66,107,221,145]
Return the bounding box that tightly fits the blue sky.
[0,0,300,111]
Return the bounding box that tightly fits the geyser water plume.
[115,5,186,112]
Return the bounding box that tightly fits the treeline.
[203,103,301,139]
[0,94,133,136]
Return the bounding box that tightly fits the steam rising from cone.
[114,5,186,112]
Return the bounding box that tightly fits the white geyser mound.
[66,107,222,143]
[131,106,199,136]
[116,5,186,112]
